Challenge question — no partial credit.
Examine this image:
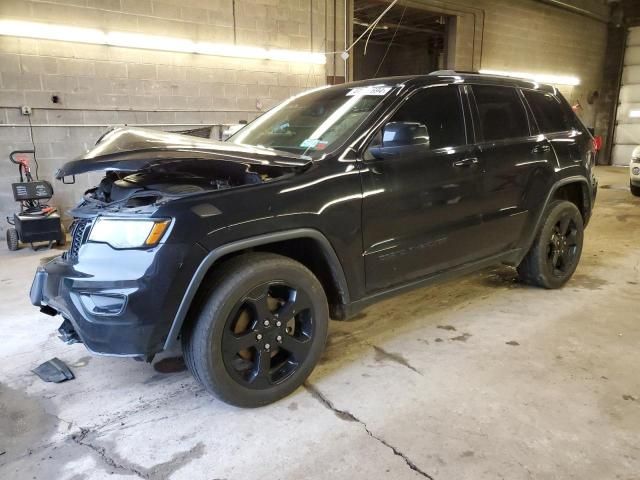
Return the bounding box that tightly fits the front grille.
[64,218,92,261]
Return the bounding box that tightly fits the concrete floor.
[0,166,639,480]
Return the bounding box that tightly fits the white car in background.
[631,146,640,197]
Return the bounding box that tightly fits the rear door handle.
[532,144,551,154]
[453,157,479,167]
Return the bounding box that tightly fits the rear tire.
[6,228,19,251]
[631,181,640,197]
[182,253,329,407]
[517,200,584,289]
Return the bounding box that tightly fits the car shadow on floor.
[148,264,530,394]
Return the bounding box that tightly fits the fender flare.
[518,175,593,264]
[163,228,350,350]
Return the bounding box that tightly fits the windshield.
[228,84,394,158]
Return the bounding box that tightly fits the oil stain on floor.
[0,384,59,465]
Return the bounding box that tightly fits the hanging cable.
[363,4,393,56]
[373,5,406,77]
[349,0,398,53]
[27,113,39,180]
[232,0,237,45]
[321,0,399,56]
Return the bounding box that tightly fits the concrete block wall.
[413,0,608,131]
[0,0,610,237]
[346,0,608,136]
[0,0,345,232]
[472,0,608,131]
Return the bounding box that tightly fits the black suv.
[30,72,597,406]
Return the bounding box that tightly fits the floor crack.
[70,427,206,480]
[71,428,149,479]
[304,382,434,479]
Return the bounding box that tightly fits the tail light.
[592,135,602,152]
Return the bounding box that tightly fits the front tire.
[631,181,640,197]
[517,200,584,289]
[182,253,329,407]
[6,228,19,251]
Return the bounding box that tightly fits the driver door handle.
[532,144,551,154]
[453,157,479,168]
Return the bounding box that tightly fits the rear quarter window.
[522,89,576,134]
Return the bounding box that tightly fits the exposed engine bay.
[56,127,311,215]
[76,162,274,215]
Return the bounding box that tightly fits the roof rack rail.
[429,69,480,75]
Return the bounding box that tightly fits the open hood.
[55,127,311,179]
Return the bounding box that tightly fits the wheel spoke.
[559,216,571,236]
[245,284,273,321]
[280,334,311,361]
[560,249,574,266]
[251,349,272,386]
[566,229,578,246]
[277,289,312,321]
[551,250,560,269]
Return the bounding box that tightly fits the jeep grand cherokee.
[30,72,598,407]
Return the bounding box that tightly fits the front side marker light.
[145,220,171,246]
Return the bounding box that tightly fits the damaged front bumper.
[29,242,198,357]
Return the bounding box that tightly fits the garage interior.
[613,26,640,165]
[352,0,449,79]
[1,1,640,479]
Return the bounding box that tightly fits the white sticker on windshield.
[347,86,392,96]
[300,138,320,148]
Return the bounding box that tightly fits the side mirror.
[368,122,430,160]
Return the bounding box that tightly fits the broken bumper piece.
[32,357,75,383]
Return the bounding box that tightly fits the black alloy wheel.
[222,281,315,389]
[182,253,329,407]
[517,200,584,289]
[546,214,580,278]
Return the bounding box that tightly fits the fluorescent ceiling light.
[479,68,580,86]
[0,19,106,44]
[629,110,640,118]
[0,20,326,65]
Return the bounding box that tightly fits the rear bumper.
[630,160,640,183]
[584,174,597,227]
[30,242,198,356]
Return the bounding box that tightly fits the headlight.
[633,166,640,176]
[88,218,170,249]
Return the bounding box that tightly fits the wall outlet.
[21,106,32,115]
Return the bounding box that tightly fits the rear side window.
[472,85,530,141]
[522,89,575,133]
[387,86,466,149]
